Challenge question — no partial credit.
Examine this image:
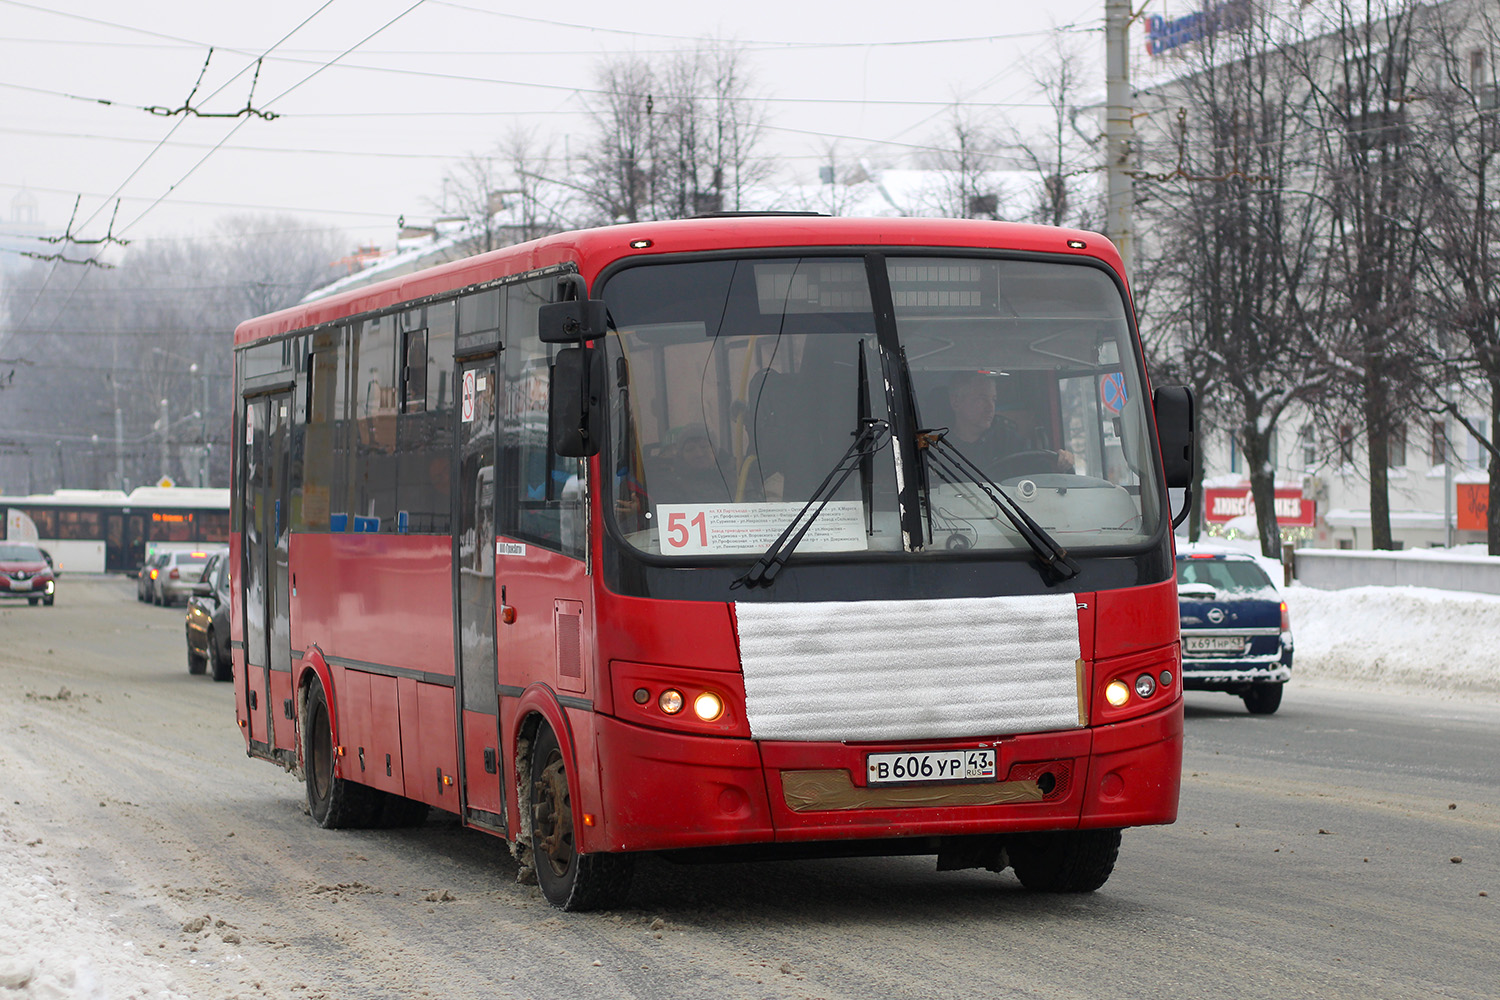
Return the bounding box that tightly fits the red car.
[0,542,56,606]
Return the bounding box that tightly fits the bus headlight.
[1105,680,1131,707]
[1135,673,1157,698]
[693,691,724,722]
[658,689,684,714]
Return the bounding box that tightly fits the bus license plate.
[867,749,996,785]
[1185,635,1247,653]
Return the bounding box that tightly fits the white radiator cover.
[734,594,1084,742]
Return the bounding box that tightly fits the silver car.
[151,549,220,606]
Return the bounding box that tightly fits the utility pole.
[159,398,171,483]
[1105,0,1135,281]
[114,407,125,491]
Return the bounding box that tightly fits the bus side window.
[499,275,585,561]
[353,315,398,532]
[395,301,455,534]
[295,327,347,532]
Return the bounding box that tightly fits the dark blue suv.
[1176,548,1292,714]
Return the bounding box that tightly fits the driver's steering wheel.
[988,450,1063,480]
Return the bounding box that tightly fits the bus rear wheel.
[303,679,382,828]
[528,724,633,911]
[1008,828,1122,892]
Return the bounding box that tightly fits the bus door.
[452,355,505,830]
[242,391,293,752]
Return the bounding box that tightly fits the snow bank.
[1285,584,1500,699]
[0,827,184,1000]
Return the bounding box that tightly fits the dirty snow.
[2,582,1498,998]
[0,827,185,1000]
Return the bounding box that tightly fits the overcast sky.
[0,0,1176,252]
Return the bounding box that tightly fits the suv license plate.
[867,749,996,785]
[1185,635,1247,653]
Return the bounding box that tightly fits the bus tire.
[1242,683,1283,715]
[528,724,633,911]
[1008,828,1121,892]
[303,679,382,829]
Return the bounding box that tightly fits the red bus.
[231,216,1194,910]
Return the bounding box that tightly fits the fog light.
[1159,669,1173,687]
[1135,673,1157,698]
[44,581,54,594]
[1105,680,1130,706]
[633,687,650,705]
[658,689,684,714]
[693,691,724,722]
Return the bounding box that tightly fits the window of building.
[1337,424,1355,466]
[1430,420,1447,466]
[1389,423,1406,467]
[1300,425,1316,468]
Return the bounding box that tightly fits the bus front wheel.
[1008,828,1122,892]
[303,680,382,829]
[528,724,633,911]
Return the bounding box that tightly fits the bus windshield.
[600,254,1162,561]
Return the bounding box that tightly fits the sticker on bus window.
[461,370,477,423]
[497,541,526,557]
[653,502,868,556]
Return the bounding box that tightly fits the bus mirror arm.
[550,347,604,458]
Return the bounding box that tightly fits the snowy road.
[0,577,1496,1000]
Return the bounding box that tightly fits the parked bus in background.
[231,216,1194,910]
[1,486,229,574]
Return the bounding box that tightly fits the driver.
[945,371,1074,476]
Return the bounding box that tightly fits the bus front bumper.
[591,699,1183,854]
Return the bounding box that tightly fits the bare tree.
[917,107,1005,219]
[582,56,657,224]
[1289,0,1434,550]
[0,216,346,491]
[495,126,577,241]
[1136,3,1337,557]
[1413,6,1500,552]
[432,154,509,254]
[1009,34,1099,229]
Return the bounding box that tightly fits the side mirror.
[1153,385,1195,489]
[539,299,609,344]
[549,347,604,457]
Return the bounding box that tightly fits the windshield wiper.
[733,417,890,589]
[919,430,1080,583]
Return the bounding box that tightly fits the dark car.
[137,552,167,602]
[1176,547,1292,714]
[0,541,56,606]
[185,551,232,681]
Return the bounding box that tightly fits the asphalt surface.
[0,576,1494,999]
